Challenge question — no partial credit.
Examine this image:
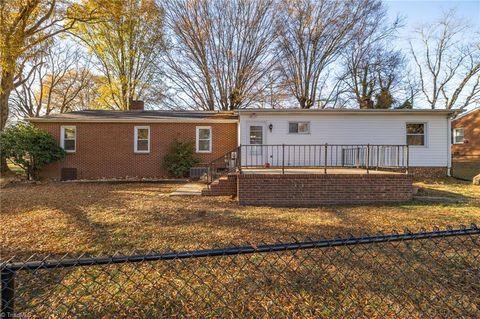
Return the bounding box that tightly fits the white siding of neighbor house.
[239,113,451,167]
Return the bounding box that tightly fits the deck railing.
[240,144,409,174]
[206,144,409,183]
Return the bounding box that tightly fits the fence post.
[324,144,328,174]
[366,144,370,174]
[282,144,285,175]
[1,268,15,319]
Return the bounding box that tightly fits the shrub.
[0,123,66,180]
[163,141,199,178]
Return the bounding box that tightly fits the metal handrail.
[239,144,410,174]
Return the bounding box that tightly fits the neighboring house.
[452,108,480,156]
[30,106,456,180]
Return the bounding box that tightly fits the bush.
[0,123,66,180]
[163,141,199,178]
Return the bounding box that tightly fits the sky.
[385,0,479,56]
[383,0,480,110]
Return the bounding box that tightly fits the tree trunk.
[1,72,13,174]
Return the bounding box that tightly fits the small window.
[61,126,76,152]
[134,126,150,153]
[453,128,464,144]
[289,122,310,134]
[196,126,212,153]
[249,126,263,144]
[406,123,425,146]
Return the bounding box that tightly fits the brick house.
[452,108,480,156]
[30,108,238,180]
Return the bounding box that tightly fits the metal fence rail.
[2,225,479,318]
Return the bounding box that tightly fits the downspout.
[447,115,452,176]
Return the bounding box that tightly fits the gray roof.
[29,110,238,123]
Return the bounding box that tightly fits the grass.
[1,179,479,318]
[1,178,478,258]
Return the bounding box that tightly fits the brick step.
[202,174,237,196]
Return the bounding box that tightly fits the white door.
[247,123,265,167]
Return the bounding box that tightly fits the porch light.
[268,124,273,132]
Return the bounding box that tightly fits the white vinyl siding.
[239,113,450,167]
[134,126,150,153]
[60,126,76,153]
[196,126,212,153]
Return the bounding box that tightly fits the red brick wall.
[452,109,480,156]
[34,122,238,179]
[238,174,413,206]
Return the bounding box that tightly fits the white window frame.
[453,128,464,144]
[288,121,310,134]
[406,122,427,147]
[134,126,150,153]
[196,126,212,153]
[60,126,76,153]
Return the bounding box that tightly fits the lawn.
[1,178,478,258]
[1,179,479,318]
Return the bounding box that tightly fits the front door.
[247,123,265,167]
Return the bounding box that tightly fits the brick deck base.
[237,173,413,206]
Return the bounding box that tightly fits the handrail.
[239,144,409,174]
[206,146,241,184]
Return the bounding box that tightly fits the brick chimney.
[129,100,144,111]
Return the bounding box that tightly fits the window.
[453,128,464,144]
[60,126,76,152]
[134,126,150,153]
[406,123,426,146]
[249,126,263,144]
[289,122,310,134]
[196,126,212,153]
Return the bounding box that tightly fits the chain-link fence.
[2,225,479,318]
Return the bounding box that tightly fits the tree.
[71,0,165,110]
[0,123,65,180]
[410,11,480,110]
[275,0,386,109]
[0,0,93,172]
[164,0,276,110]
[375,88,394,109]
[338,2,404,109]
[10,42,95,119]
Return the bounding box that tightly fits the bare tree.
[275,0,386,109]
[410,10,480,110]
[164,0,276,111]
[11,42,94,119]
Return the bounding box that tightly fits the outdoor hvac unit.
[190,167,208,180]
[61,168,77,181]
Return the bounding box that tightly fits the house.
[29,105,238,180]
[452,107,480,156]
[30,106,457,205]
